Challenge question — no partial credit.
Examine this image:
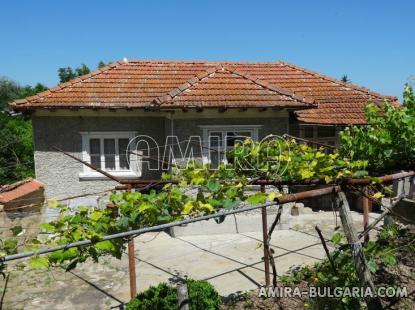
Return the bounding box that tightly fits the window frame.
[79,131,139,180]
[299,125,338,147]
[199,125,261,165]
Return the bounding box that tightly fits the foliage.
[340,84,415,173]
[0,113,36,183]
[228,138,368,183]
[186,279,222,310]
[58,61,111,82]
[125,280,221,310]
[126,283,177,310]
[341,74,351,83]
[0,78,47,184]
[97,60,112,69]
[0,77,47,110]
[35,205,124,269]
[280,224,407,309]
[58,64,91,83]
[0,225,24,276]
[16,137,373,269]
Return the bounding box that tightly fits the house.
[10,60,397,199]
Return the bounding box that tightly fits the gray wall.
[32,116,165,199]
[33,114,288,199]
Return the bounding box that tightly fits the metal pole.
[128,238,137,298]
[127,185,137,298]
[362,187,370,244]
[260,185,270,286]
[2,200,280,263]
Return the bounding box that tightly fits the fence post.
[260,185,271,287]
[362,187,370,244]
[177,283,190,310]
[128,238,137,298]
[337,191,383,310]
[127,184,137,298]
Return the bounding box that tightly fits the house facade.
[10,60,397,199]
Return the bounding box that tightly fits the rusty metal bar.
[119,179,178,185]
[253,171,415,187]
[54,145,177,187]
[53,146,123,183]
[126,184,137,298]
[128,238,137,298]
[277,185,341,204]
[260,185,270,286]
[362,187,370,243]
[3,185,362,264]
[55,144,415,187]
[346,171,415,184]
[116,180,178,187]
[127,214,137,299]
[282,133,337,150]
[315,226,337,274]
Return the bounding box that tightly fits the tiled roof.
[0,178,44,204]
[152,65,314,108]
[10,60,397,124]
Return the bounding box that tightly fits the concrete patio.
[1,208,380,309]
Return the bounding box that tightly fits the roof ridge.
[222,65,315,105]
[152,63,316,107]
[9,61,125,107]
[151,64,224,106]
[125,59,281,65]
[279,61,398,101]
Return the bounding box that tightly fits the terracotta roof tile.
[0,179,44,204]
[9,60,397,124]
[151,65,314,108]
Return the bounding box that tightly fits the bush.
[340,84,415,173]
[126,279,221,310]
[280,224,408,309]
[186,279,221,309]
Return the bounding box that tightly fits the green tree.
[97,61,106,69]
[0,78,47,184]
[340,84,415,173]
[75,64,90,76]
[0,113,34,183]
[59,61,111,82]
[341,74,351,83]
[58,64,91,83]
[58,67,77,83]
[0,78,23,110]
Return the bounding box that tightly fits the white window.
[79,132,140,180]
[299,125,338,147]
[200,125,261,167]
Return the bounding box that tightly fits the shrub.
[125,279,221,310]
[340,84,415,173]
[280,224,408,309]
[186,279,221,309]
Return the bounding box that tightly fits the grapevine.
[1,85,414,272]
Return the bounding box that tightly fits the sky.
[0,0,413,100]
